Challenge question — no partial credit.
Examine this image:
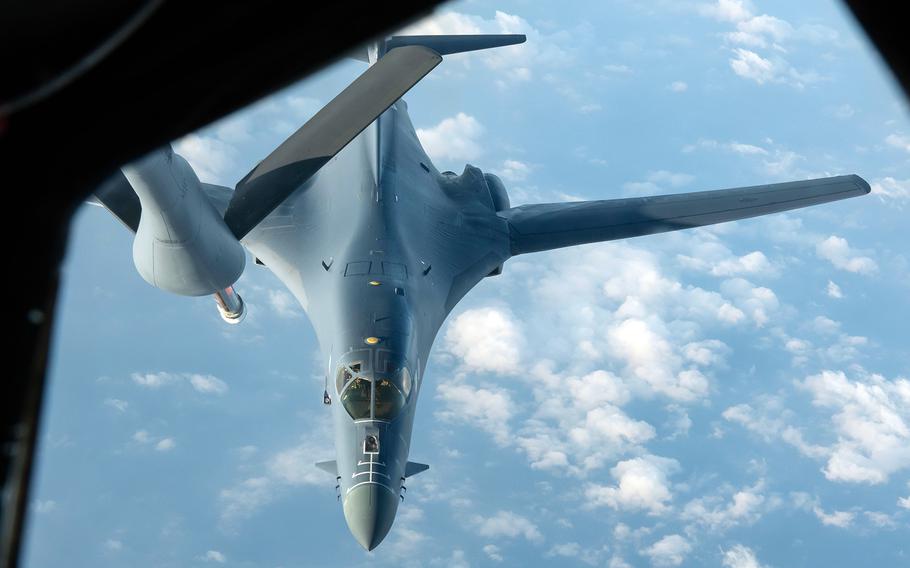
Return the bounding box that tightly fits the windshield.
[340,377,371,420]
[336,350,414,421]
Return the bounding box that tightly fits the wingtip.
[851,174,872,195]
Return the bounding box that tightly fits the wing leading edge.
[500,174,870,255]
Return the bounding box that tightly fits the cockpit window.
[340,377,372,420]
[374,378,405,420]
[335,350,414,421]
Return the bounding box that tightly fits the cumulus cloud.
[483,544,503,562]
[103,398,128,412]
[201,550,226,563]
[624,170,694,195]
[826,280,843,299]
[444,307,524,374]
[678,250,774,278]
[219,433,332,526]
[720,278,779,327]
[436,383,514,445]
[155,438,176,452]
[871,177,910,203]
[669,81,688,92]
[816,236,878,274]
[725,370,910,484]
[813,506,854,528]
[722,544,768,568]
[267,289,302,318]
[131,372,228,395]
[401,9,571,87]
[471,510,543,542]
[682,481,769,531]
[885,133,910,154]
[729,49,777,83]
[416,112,484,163]
[641,534,691,567]
[799,370,910,484]
[698,1,823,88]
[496,159,532,182]
[584,455,679,515]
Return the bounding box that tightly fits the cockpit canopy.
[336,350,414,421]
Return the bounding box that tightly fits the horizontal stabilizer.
[315,460,337,475]
[223,45,442,240]
[501,174,871,255]
[385,34,526,56]
[404,461,429,478]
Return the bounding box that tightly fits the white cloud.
[497,159,532,182]
[186,374,228,395]
[155,438,176,452]
[871,177,910,202]
[444,308,524,374]
[131,372,181,388]
[898,495,910,510]
[607,318,710,400]
[174,134,237,185]
[584,455,679,515]
[885,133,910,154]
[132,430,152,444]
[679,250,773,277]
[624,170,694,195]
[864,511,896,529]
[131,372,229,395]
[699,0,754,23]
[832,104,855,119]
[729,142,768,155]
[826,280,843,299]
[548,542,581,558]
[722,544,768,568]
[417,113,484,163]
[219,433,332,526]
[729,48,777,84]
[669,81,688,92]
[720,278,779,327]
[436,383,513,446]
[267,289,302,318]
[816,236,878,274]
[202,550,226,563]
[471,510,542,542]
[641,534,691,567]
[682,482,768,531]
[698,2,822,88]
[104,539,123,552]
[401,10,570,87]
[813,506,854,528]
[483,544,503,562]
[104,398,128,412]
[799,370,910,484]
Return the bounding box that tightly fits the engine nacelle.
[484,172,510,211]
[124,146,245,296]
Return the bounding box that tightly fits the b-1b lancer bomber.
[93,33,870,550]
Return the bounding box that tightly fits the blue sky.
[22,1,909,566]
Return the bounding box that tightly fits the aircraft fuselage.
[242,99,510,549]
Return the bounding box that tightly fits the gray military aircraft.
[92,33,870,550]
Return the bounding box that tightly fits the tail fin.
[353,34,526,63]
[385,34,526,56]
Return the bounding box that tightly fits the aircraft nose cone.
[343,484,399,551]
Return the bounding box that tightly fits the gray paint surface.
[98,35,871,551]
